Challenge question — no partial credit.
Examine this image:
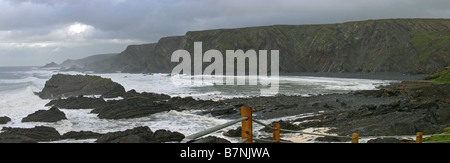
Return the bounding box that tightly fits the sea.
[0,66,401,143]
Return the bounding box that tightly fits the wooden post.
[241,106,253,143]
[273,123,280,143]
[416,132,423,143]
[352,133,359,143]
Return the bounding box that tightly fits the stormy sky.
[0,0,449,66]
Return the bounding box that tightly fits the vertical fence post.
[352,133,359,143]
[241,106,253,143]
[416,132,423,143]
[273,123,280,143]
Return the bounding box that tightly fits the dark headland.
[53,19,449,75]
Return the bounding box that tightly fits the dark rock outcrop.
[0,116,11,124]
[0,133,38,143]
[38,74,125,99]
[223,127,242,137]
[169,96,222,111]
[260,120,303,133]
[42,62,59,68]
[94,96,178,119]
[152,129,186,142]
[87,90,224,119]
[189,136,231,143]
[46,96,107,109]
[21,107,67,123]
[210,104,241,117]
[95,126,184,143]
[95,126,152,143]
[0,126,61,143]
[61,131,103,140]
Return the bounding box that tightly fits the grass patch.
[432,69,450,82]
[424,127,450,143]
[425,68,450,83]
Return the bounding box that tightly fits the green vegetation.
[424,127,450,143]
[433,69,450,82]
[424,67,450,82]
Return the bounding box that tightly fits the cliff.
[82,19,450,74]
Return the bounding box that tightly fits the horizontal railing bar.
[359,135,418,139]
[252,138,292,143]
[253,138,278,143]
[252,119,277,130]
[278,140,293,143]
[237,138,249,143]
[181,116,248,143]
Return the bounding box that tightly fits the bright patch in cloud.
[69,23,88,34]
[67,22,94,36]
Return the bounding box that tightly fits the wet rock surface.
[0,125,185,143]
[21,107,67,123]
[61,131,103,140]
[0,116,11,124]
[38,74,125,99]
[0,126,61,143]
[46,96,107,109]
[189,136,231,143]
[95,126,185,143]
[94,96,178,119]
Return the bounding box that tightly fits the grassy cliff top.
[424,67,450,82]
[424,127,450,143]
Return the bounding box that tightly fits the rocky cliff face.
[85,19,450,74]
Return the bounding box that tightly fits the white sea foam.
[0,76,41,85]
[0,86,51,128]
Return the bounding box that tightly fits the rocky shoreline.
[0,74,449,143]
[219,80,449,142]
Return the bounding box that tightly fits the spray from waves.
[0,76,42,85]
[39,109,233,142]
[0,85,51,127]
[0,67,53,93]
[59,109,228,135]
[50,108,318,143]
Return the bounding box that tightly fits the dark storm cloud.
[2,0,449,40]
[0,0,449,66]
